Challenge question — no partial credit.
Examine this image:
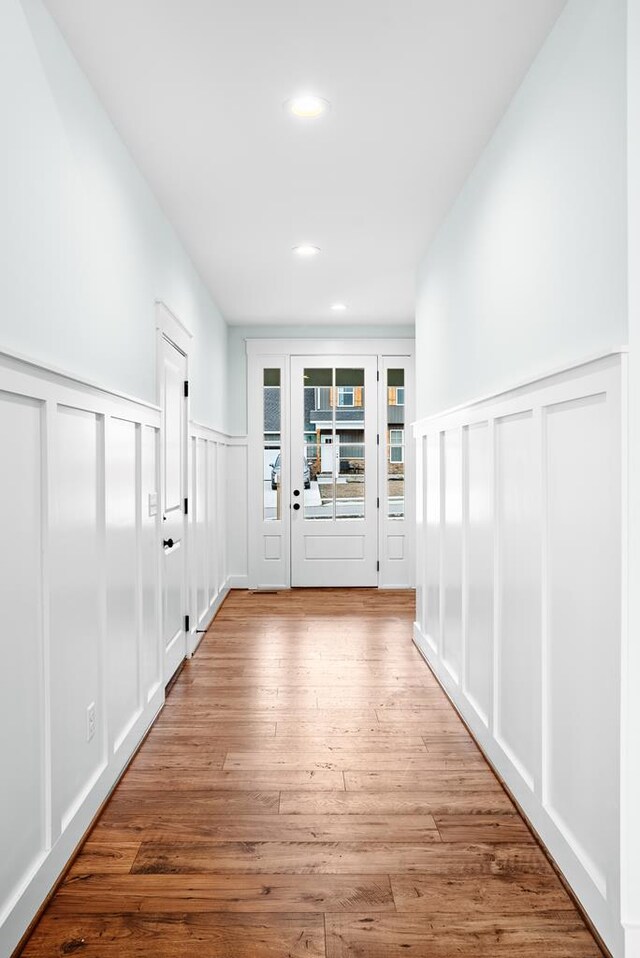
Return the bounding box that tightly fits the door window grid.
[303,367,366,521]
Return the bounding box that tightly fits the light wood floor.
[21,589,603,957]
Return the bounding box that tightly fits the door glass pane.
[387,368,405,518]
[304,368,333,519]
[336,368,365,519]
[263,368,281,521]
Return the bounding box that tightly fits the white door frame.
[247,338,415,590]
[378,354,416,588]
[156,302,191,679]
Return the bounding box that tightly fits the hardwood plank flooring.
[90,813,440,844]
[49,874,396,914]
[278,788,516,815]
[19,588,603,957]
[325,914,602,957]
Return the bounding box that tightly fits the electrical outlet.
[86,702,96,742]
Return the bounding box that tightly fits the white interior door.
[290,356,378,586]
[161,335,187,682]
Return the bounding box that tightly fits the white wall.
[0,0,227,431]
[227,323,415,436]
[0,6,235,950]
[415,0,627,419]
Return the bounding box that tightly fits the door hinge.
[376,433,380,446]
[184,614,190,633]
[183,380,189,398]
[377,560,380,572]
[377,370,380,382]
[184,497,189,515]
[377,496,380,509]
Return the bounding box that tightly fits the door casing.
[247,338,415,590]
[156,303,191,683]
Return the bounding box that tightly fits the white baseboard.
[226,574,249,589]
[623,925,640,958]
[190,583,231,654]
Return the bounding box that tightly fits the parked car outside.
[271,454,311,490]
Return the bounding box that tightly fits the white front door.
[160,335,187,682]
[290,356,378,587]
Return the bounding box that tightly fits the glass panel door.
[290,355,378,587]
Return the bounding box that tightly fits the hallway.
[20,590,602,957]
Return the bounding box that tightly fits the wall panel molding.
[414,351,626,956]
[187,422,243,652]
[0,354,238,957]
[0,352,163,957]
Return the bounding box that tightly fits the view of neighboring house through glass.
[387,369,405,517]
[263,364,400,524]
[263,368,281,521]
[336,369,365,519]
[302,367,366,520]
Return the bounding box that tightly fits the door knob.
[293,503,301,511]
[293,489,300,496]
[163,538,174,548]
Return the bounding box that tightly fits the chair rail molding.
[413,350,628,956]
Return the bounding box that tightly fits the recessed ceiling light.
[286,95,330,119]
[292,244,321,257]
[331,303,347,311]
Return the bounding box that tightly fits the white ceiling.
[44,0,566,326]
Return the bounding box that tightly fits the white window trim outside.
[338,385,355,407]
[389,428,405,465]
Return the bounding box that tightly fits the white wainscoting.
[0,353,242,958]
[187,424,248,651]
[226,437,249,590]
[0,350,163,957]
[414,352,626,956]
